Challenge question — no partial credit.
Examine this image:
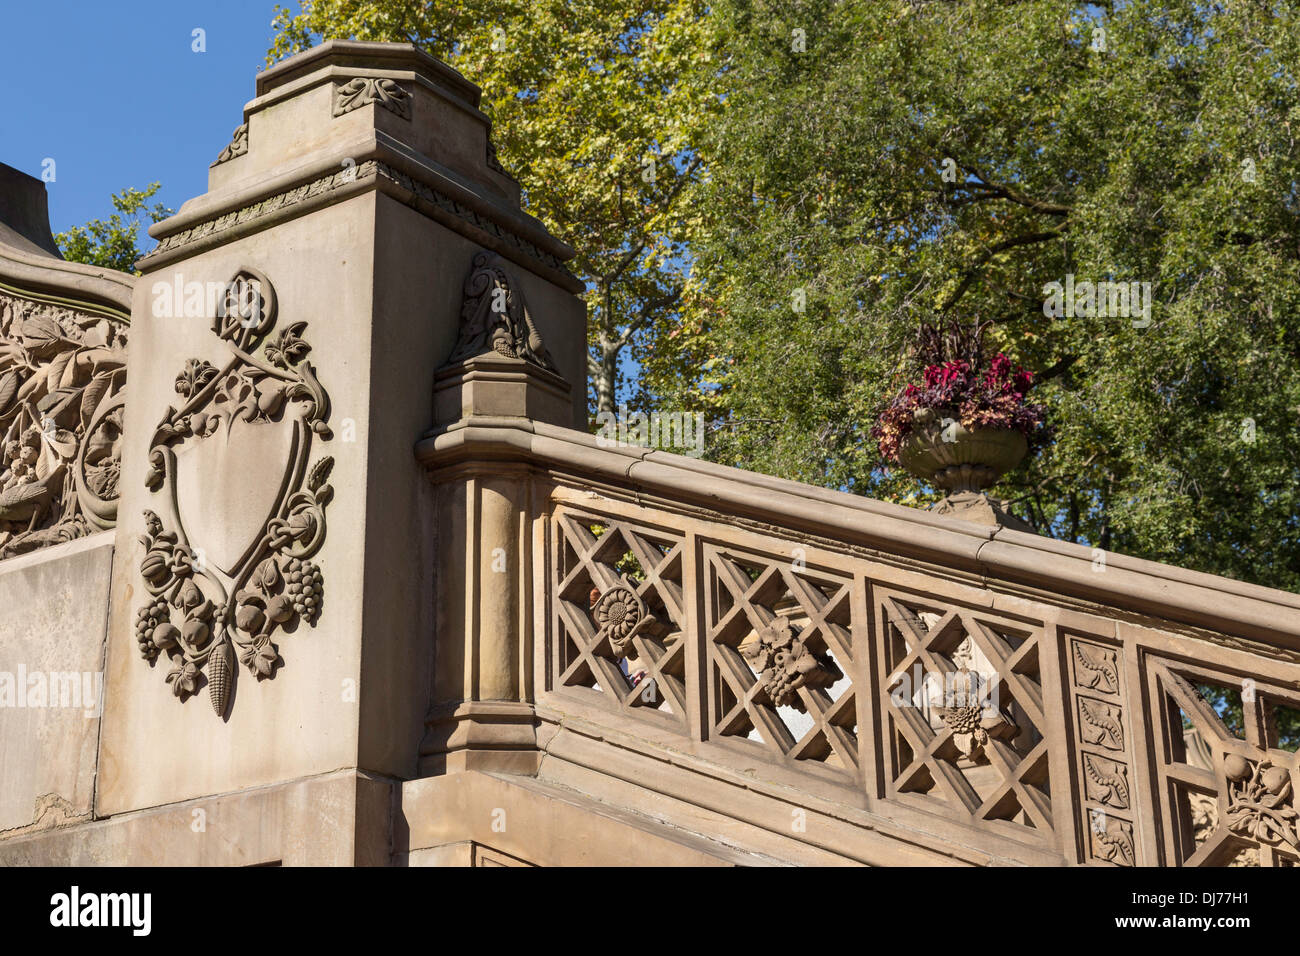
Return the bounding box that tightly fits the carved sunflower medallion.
[592,581,647,655]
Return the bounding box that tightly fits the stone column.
[95,41,585,861]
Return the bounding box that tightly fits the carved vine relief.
[135,268,333,718]
[1222,754,1298,850]
[0,292,126,558]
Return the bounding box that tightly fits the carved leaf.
[44,350,75,394]
[254,556,281,593]
[307,456,334,492]
[79,372,111,428]
[19,314,63,354]
[0,369,18,416]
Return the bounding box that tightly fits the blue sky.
[2,0,284,248]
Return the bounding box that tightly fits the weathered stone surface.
[0,533,112,833]
[0,770,391,865]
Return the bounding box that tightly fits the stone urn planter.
[897,408,1032,529]
[898,408,1027,494]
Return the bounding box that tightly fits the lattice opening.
[706,548,857,772]
[776,645,856,767]
[1267,701,1300,753]
[1221,843,1262,867]
[553,512,688,727]
[1193,680,1246,740]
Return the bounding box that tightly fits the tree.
[268,0,721,415]
[54,183,171,273]
[646,0,1300,593]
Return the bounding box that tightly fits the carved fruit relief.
[1222,754,1298,850]
[741,617,842,709]
[135,268,333,718]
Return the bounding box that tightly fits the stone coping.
[140,131,578,288]
[0,234,134,319]
[417,416,1300,650]
[257,40,483,108]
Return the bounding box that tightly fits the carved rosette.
[446,251,557,371]
[741,617,842,709]
[333,77,411,119]
[135,267,333,719]
[0,292,127,558]
[935,668,1018,761]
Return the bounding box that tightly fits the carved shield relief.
[136,268,333,718]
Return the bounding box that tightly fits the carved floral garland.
[135,268,333,718]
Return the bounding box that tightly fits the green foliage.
[54,183,171,274]
[268,0,722,414]
[269,1,1300,594]
[1192,683,1300,752]
[645,0,1300,592]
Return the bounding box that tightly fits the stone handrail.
[419,417,1300,866]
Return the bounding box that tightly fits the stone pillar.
[419,231,581,775]
[95,41,585,861]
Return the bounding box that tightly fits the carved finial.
[445,252,557,371]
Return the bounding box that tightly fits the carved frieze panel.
[135,268,333,718]
[1066,636,1138,865]
[877,593,1051,835]
[0,291,126,559]
[1077,696,1125,751]
[142,161,574,276]
[333,77,411,119]
[1089,815,1136,866]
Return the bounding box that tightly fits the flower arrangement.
[872,323,1048,464]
